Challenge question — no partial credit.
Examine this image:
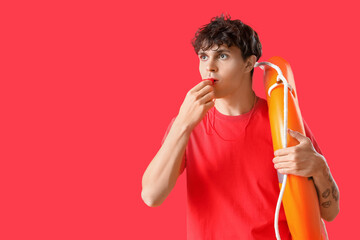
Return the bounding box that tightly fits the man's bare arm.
[273,129,340,221]
[141,118,190,207]
[313,161,340,221]
[141,80,215,207]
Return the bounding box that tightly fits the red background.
[1,0,358,239]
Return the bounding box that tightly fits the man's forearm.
[141,117,191,207]
[313,155,340,222]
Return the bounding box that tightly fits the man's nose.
[206,59,218,72]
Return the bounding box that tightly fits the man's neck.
[214,80,256,116]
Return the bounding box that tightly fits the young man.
[141,15,339,239]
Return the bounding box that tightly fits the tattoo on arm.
[322,188,330,198]
[322,166,339,201]
[321,201,331,208]
[332,185,339,201]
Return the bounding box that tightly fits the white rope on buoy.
[254,61,294,240]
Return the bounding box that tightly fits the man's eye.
[219,54,228,59]
[199,55,208,60]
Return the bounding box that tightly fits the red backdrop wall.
[1,0,358,239]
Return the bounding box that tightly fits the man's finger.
[274,161,294,170]
[288,129,308,143]
[274,146,297,156]
[277,168,293,175]
[197,85,214,100]
[273,156,291,163]
[190,80,213,93]
[198,91,214,106]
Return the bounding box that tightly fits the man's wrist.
[173,117,193,136]
[312,154,329,182]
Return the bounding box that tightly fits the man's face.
[198,44,250,99]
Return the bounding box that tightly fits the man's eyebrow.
[198,49,231,54]
[215,49,231,53]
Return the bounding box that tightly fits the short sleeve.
[161,117,186,175]
[303,119,323,155]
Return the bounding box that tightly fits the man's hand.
[175,80,215,131]
[272,129,326,177]
[273,128,340,221]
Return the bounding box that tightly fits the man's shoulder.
[253,97,269,118]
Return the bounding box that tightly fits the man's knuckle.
[294,162,299,169]
[192,92,200,100]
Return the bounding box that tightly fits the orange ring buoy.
[259,56,327,240]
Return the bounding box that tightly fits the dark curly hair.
[191,14,262,77]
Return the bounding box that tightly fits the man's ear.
[245,55,257,73]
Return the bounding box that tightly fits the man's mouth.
[203,78,219,84]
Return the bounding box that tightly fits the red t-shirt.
[163,97,322,240]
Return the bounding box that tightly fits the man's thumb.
[288,129,307,143]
